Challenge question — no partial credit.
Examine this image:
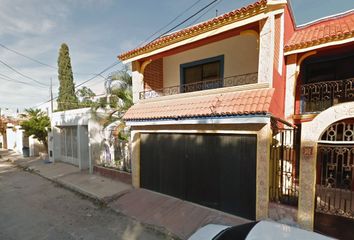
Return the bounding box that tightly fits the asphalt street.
[0,160,170,240]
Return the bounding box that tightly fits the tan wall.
[130,122,272,220]
[163,35,259,87]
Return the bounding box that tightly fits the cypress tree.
[57,43,78,111]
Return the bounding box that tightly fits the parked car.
[188,221,334,240]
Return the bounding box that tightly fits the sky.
[0,0,353,114]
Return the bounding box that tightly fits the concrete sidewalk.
[1,149,249,240]
[109,189,249,240]
[1,149,131,203]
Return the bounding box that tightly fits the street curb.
[27,167,180,239]
[108,207,181,240]
[4,154,180,240]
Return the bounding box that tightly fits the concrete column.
[256,123,272,220]
[298,126,317,230]
[131,131,141,188]
[77,125,83,170]
[284,54,297,123]
[52,127,61,162]
[132,61,144,103]
[257,15,275,86]
[48,130,54,162]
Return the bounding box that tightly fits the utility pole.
[50,77,53,116]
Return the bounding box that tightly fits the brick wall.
[144,58,163,91]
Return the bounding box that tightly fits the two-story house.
[284,8,354,239]
[118,0,354,239]
[119,0,289,222]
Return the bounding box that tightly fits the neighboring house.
[49,107,126,173]
[118,0,354,239]
[283,8,354,239]
[50,108,101,172]
[4,119,44,157]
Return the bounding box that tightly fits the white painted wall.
[6,126,17,150]
[51,108,103,172]
[163,34,259,87]
[5,125,26,154]
[29,136,45,157]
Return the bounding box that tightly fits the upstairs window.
[304,54,354,83]
[180,55,224,92]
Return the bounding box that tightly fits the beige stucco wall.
[129,122,271,220]
[163,35,259,88]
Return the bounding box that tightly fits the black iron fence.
[139,72,258,100]
[301,78,354,114]
[269,127,299,207]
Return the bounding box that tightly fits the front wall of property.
[130,123,271,220]
[299,102,354,230]
[163,34,259,88]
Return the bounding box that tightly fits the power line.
[149,0,220,43]
[33,61,122,108]
[188,0,224,26]
[0,43,56,70]
[0,59,49,87]
[0,74,46,88]
[137,0,204,47]
[32,0,223,109]
[0,42,97,75]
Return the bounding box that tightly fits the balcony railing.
[300,78,354,114]
[139,72,258,100]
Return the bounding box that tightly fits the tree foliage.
[77,86,96,107]
[20,108,50,150]
[0,117,6,136]
[92,65,132,141]
[57,43,78,111]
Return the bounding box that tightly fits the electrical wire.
[0,74,46,88]
[137,0,204,47]
[149,0,220,43]
[30,0,224,109]
[0,59,49,87]
[33,61,122,108]
[0,42,97,76]
[188,0,224,26]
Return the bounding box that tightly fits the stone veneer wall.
[299,102,354,230]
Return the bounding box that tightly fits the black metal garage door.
[140,133,257,220]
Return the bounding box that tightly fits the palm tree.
[96,65,133,138]
[92,65,133,171]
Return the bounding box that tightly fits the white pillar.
[132,71,144,103]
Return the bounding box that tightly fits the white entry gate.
[60,126,79,166]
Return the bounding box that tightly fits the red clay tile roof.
[118,0,268,61]
[285,10,354,52]
[123,88,274,121]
